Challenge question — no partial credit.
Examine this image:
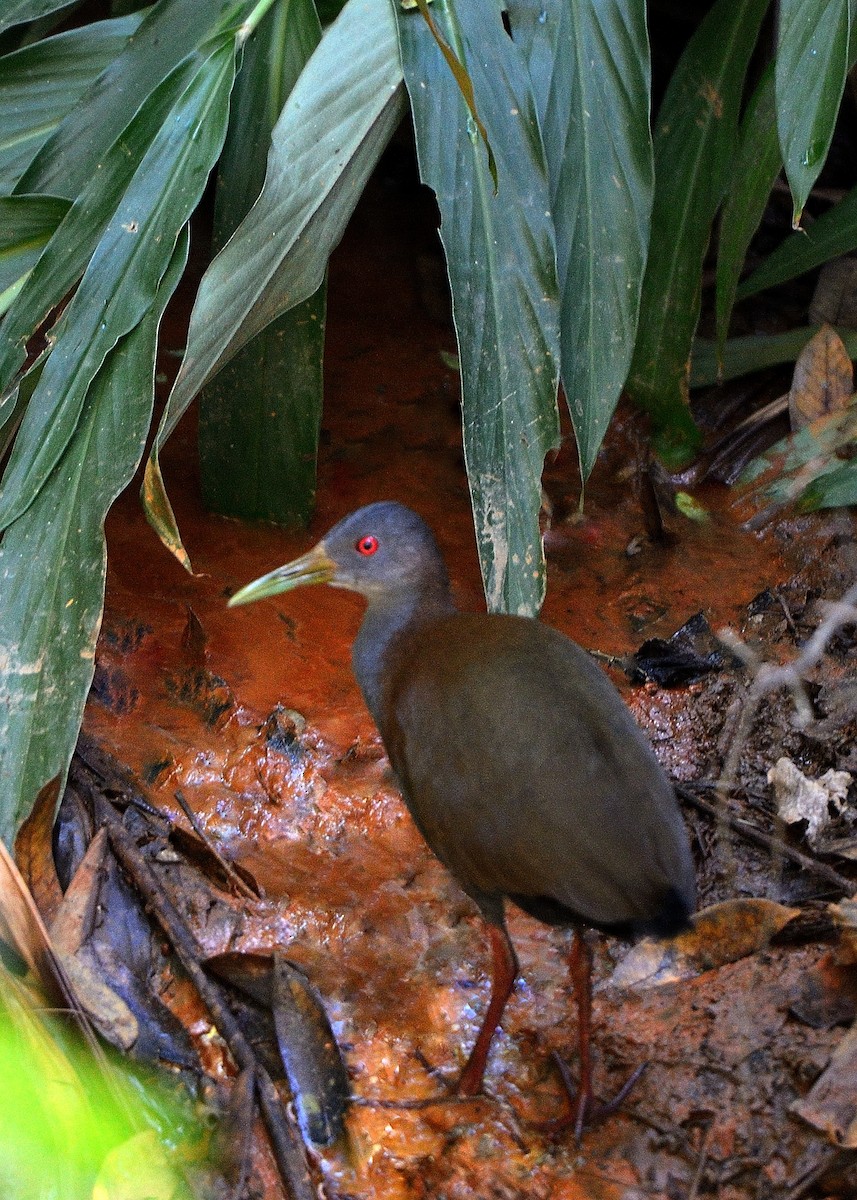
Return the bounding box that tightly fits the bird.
[229,501,696,1135]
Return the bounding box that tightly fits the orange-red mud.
[84,169,850,1199]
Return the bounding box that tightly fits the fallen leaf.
[14,777,64,926]
[830,897,857,965]
[791,1019,857,1146]
[608,898,800,989]
[768,757,852,848]
[788,324,853,431]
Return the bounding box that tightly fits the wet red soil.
[83,163,855,1198]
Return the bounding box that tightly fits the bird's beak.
[228,542,337,606]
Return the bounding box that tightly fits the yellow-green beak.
[228,543,337,606]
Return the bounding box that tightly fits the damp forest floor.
[53,158,857,1200]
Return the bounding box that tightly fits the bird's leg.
[551,929,647,1140]
[457,922,518,1096]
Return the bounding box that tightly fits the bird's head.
[228,502,450,607]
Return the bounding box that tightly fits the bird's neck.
[353,582,455,725]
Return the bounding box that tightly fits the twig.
[687,1121,714,1200]
[677,783,854,894]
[173,789,259,902]
[70,758,315,1200]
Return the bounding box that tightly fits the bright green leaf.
[628,0,769,467]
[511,0,653,481]
[776,0,853,226]
[398,0,560,616]
[0,14,144,194]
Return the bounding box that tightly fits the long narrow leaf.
[398,0,560,615]
[691,326,857,387]
[0,195,70,296]
[737,184,857,300]
[16,0,250,201]
[0,14,144,194]
[144,0,405,562]
[199,0,326,526]
[0,39,236,531]
[0,0,78,35]
[776,0,853,226]
[511,0,653,481]
[715,64,781,357]
[0,232,187,846]
[627,0,769,466]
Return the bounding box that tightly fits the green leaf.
[0,53,203,406]
[691,326,857,387]
[144,0,405,559]
[0,38,236,531]
[199,0,326,526]
[737,184,857,300]
[715,63,781,357]
[627,0,769,467]
[398,0,560,616]
[800,457,857,509]
[0,0,78,35]
[776,0,854,226]
[0,230,187,847]
[0,195,70,313]
[511,0,653,481]
[0,14,144,194]
[16,0,249,201]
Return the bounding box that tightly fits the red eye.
[356,534,378,556]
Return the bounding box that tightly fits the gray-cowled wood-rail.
[230,502,696,1135]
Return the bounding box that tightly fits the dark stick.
[71,762,315,1200]
[676,783,854,895]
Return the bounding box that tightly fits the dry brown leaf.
[788,324,854,431]
[792,1019,857,1146]
[50,828,108,955]
[608,898,800,989]
[13,777,64,926]
[0,836,58,981]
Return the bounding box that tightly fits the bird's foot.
[545,1051,648,1142]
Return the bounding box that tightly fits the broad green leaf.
[737,184,857,300]
[511,0,653,481]
[199,0,326,526]
[0,39,236,531]
[627,0,769,468]
[800,457,857,509]
[715,64,781,357]
[398,0,560,616]
[0,53,202,408]
[144,0,405,560]
[776,0,853,226]
[691,326,857,387]
[0,0,78,35]
[16,0,250,201]
[0,14,144,194]
[0,195,70,306]
[0,230,186,848]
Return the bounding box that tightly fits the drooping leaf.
[0,194,71,315]
[510,0,653,481]
[15,0,249,201]
[627,0,769,467]
[144,0,405,561]
[738,184,857,301]
[776,0,854,226]
[0,14,145,194]
[398,0,560,615]
[0,232,186,847]
[0,0,79,35]
[0,38,236,531]
[199,0,327,527]
[715,64,781,358]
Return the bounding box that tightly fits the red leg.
[457,922,518,1096]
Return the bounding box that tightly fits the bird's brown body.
[230,501,696,1133]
